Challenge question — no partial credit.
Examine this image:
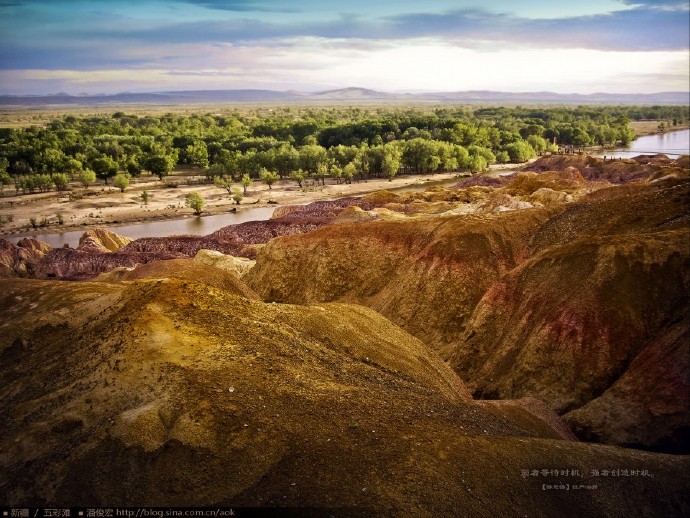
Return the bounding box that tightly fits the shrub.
[185,191,204,215]
[113,173,131,192]
[53,173,70,191]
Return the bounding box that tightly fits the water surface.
[6,207,276,249]
[598,129,689,159]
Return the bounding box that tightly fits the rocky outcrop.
[119,235,245,257]
[36,247,176,280]
[270,196,370,221]
[36,199,383,281]
[193,249,256,278]
[77,228,132,253]
[2,276,687,514]
[0,238,51,278]
[523,153,686,184]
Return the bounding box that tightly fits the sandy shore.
[0,163,524,239]
[629,121,690,137]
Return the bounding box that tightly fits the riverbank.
[629,120,690,137]
[0,163,525,239]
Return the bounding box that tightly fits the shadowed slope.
[450,180,690,452]
[450,230,689,450]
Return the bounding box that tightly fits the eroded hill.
[245,161,690,454]
[1,275,688,515]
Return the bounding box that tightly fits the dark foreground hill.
[1,274,688,515]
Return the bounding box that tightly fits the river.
[597,128,689,159]
[6,207,276,249]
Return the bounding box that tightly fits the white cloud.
[1,38,687,95]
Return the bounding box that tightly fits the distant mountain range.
[1,87,687,106]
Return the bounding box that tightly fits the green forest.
[0,104,687,195]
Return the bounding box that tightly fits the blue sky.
[0,0,688,95]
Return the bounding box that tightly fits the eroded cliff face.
[0,238,51,278]
[449,179,690,452]
[1,275,687,515]
[450,229,689,451]
[77,228,133,253]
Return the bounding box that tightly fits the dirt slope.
[450,229,689,451]
[1,276,688,515]
[246,209,550,358]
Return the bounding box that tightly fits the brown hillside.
[246,209,551,358]
[530,180,689,253]
[450,229,689,451]
[523,154,680,184]
[114,258,259,299]
[245,175,690,453]
[1,277,688,515]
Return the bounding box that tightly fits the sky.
[0,0,688,95]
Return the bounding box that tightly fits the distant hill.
[0,88,687,106]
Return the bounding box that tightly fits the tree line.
[0,104,687,195]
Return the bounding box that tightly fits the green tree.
[467,145,496,165]
[272,145,299,178]
[113,173,131,192]
[125,156,143,177]
[504,141,537,163]
[382,145,402,181]
[40,148,67,174]
[79,168,97,189]
[526,135,547,155]
[52,173,69,191]
[342,162,355,184]
[141,189,150,205]
[330,164,343,185]
[290,169,306,188]
[185,191,204,215]
[145,153,176,180]
[187,141,209,169]
[259,168,280,189]
[0,169,12,196]
[468,155,488,173]
[91,156,118,184]
[495,150,510,164]
[231,187,243,205]
[64,158,83,178]
[314,161,329,186]
[299,144,328,177]
[241,173,252,195]
[571,127,593,148]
